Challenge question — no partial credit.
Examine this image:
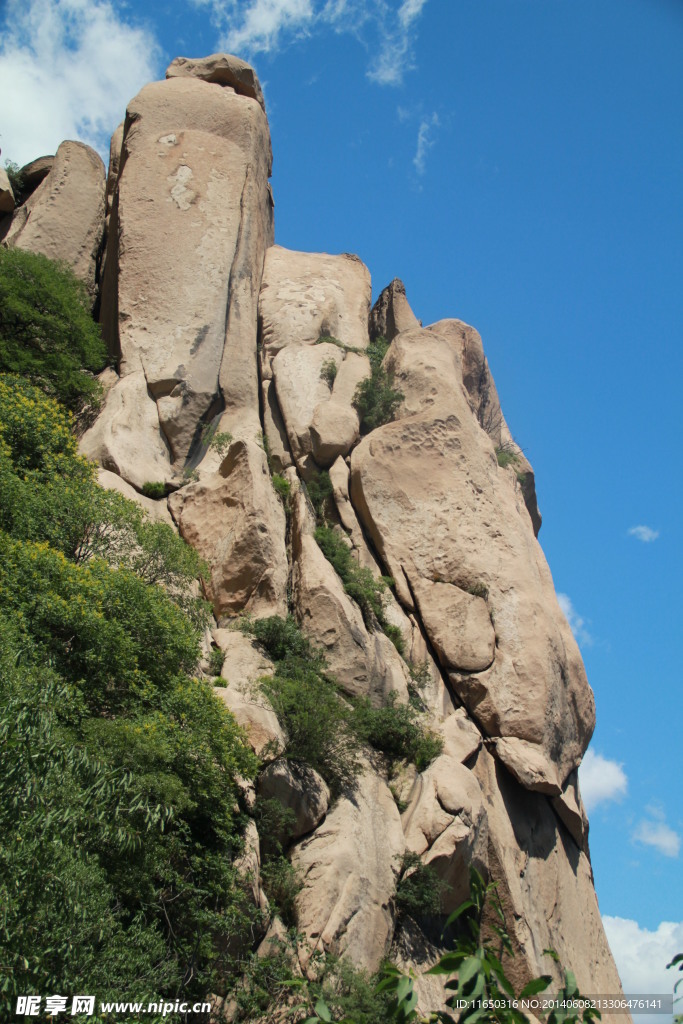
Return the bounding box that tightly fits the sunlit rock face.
[32,53,626,1014]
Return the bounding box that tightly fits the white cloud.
[579,749,628,812]
[628,525,660,543]
[603,916,683,998]
[633,807,681,858]
[557,592,593,647]
[195,0,429,86]
[0,0,160,166]
[413,112,439,175]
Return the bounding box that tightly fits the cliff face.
[2,53,625,1013]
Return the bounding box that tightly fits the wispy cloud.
[194,0,429,87]
[0,0,161,166]
[413,112,439,176]
[368,0,429,86]
[579,749,628,813]
[628,525,660,543]
[557,592,593,647]
[633,807,681,858]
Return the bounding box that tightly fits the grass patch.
[208,646,225,676]
[306,468,334,523]
[395,851,446,921]
[320,357,338,388]
[271,473,291,502]
[141,481,166,500]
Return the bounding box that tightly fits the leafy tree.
[0,248,107,414]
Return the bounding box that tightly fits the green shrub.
[247,613,321,666]
[209,646,226,676]
[496,444,519,469]
[261,667,361,796]
[271,473,291,501]
[383,622,405,657]
[352,693,442,771]
[259,857,302,928]
[229,945,299,1021]
[141,480,166,499]
[314,525,390,628]
[254,796,297,860]
[321,357,339,388]
[307,468,334,523]
[4,160,25,203]
[0,248,106,415]
[352,337,404,435]
[395,852,446,920]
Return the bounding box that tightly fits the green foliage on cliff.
[352,336,404,434]
[0,371,259,1010]
[0,248,107,415]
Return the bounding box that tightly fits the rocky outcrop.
[258,759,330,839]
[169,439,287,620]
[292,768,404,972]
[1,141,105,294]
[36,51,624,1012]
[95,63,273,475]
[349,325,594,791]
[19,156,54,196]
[369,277,420,341]
[0,168,14,214]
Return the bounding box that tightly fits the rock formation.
[3,51,627,1018]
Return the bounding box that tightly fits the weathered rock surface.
[401,755,488,911]
[259,246,371,368]
[2,141,105,293]
[350,325,594,789]
[258,759,330,839]
[0,168,15,213]
[166,53,266,114]
[292,488,409,703]
[473,745,624,1000]
[369,278,420,341]
[80,369,171,491]
[169,439,287,619]
[212,629,285,759]
[410,575,496,672]
[440,708,482,763]
[292,769,404,972]
[20,156,54,195]
[99,69,272,466]
[97,468,174,527]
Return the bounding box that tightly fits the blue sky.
[2,0,682,1003]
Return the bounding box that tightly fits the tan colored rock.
[292,769,404,973]
[292,489,409,703]
[440,708,482,763]
[234,819,269,917]
[20,156,54,195]
[99,71,272,465]
[169,439,287,619]
[427,319,541,535]
[552,768,589,849]
[272,342,343,462]
[494,736,561,796]
[3,141,105,293]
[401,755,488,911]
[473,744,625,1003]
[79,369,171,491]
[212,629,285,759]
[349,325,594,788]
[258,759,330,839]
[370,278,420,341]
[310,400,359,466]
[97,468,174,527]
[166,53,266,115]
[410,575,495,672]
[0,167,15,213]
[259,245,371,370]
[261,379,293,472]
[106,123,124,214]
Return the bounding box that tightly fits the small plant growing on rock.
[208,646,225,677]
[306,468,334,523]
[352,692,443,771]
[395,851,446,921]
[141,481,166,500]
[204,426,233,457]
[271,473,291,501]
[352,336,404,434]
[320,357,338,388]
[465,582,489,600]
